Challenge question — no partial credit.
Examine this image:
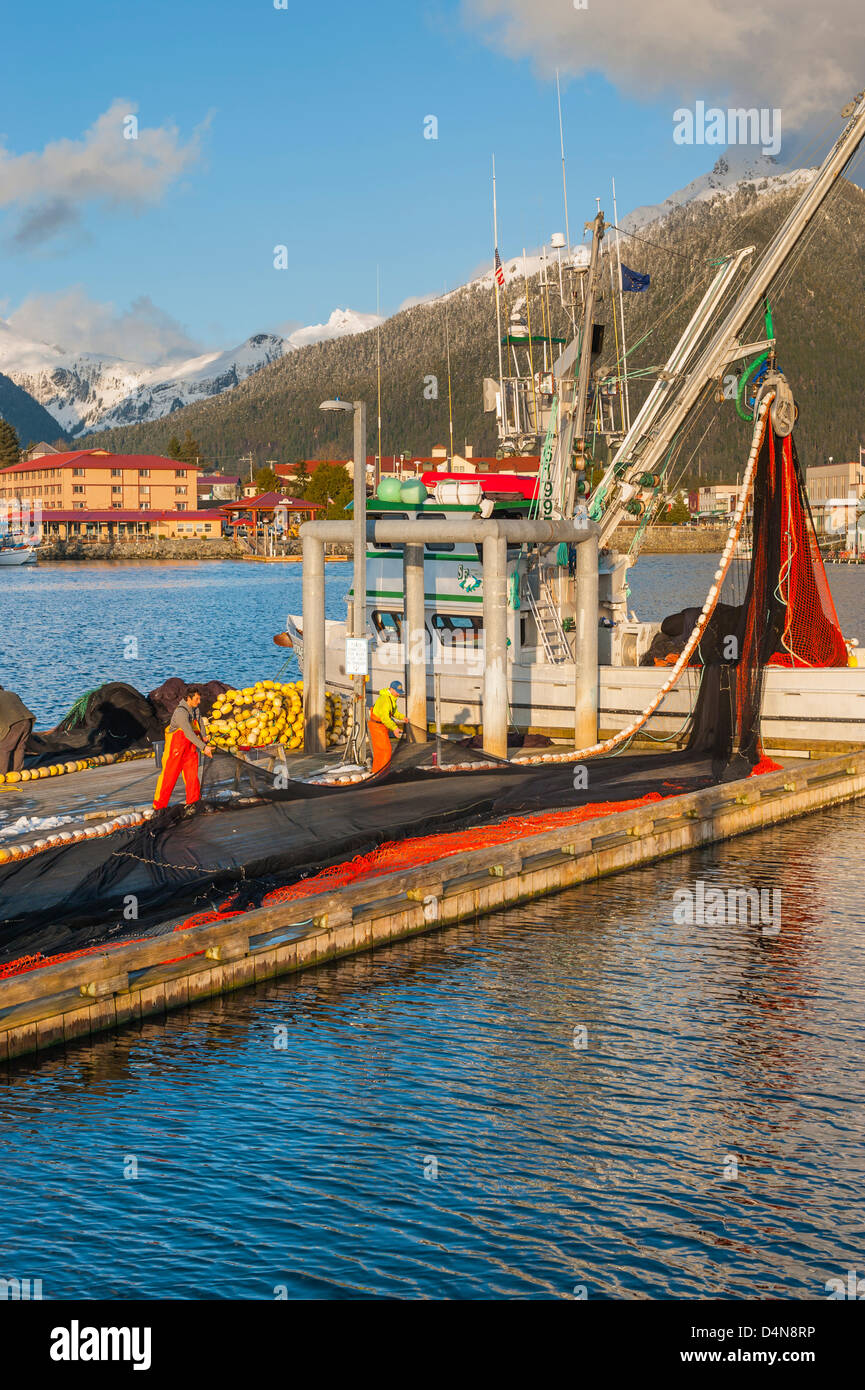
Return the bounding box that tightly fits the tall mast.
[492,155,506,442]
[444,291,455,462]
[556,71,575,335]
[611,177,631,434]
[556,70,571,255]
[563,207,605,516]
[375,264,382,492]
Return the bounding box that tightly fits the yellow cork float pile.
[0,747,150,788]
[206,680,346,751]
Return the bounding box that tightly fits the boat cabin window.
[421,512,454,552]
[371,609,403,642]
[370,514,408,550]
[431,613,483,649]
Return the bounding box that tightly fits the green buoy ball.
[399,479,428,505]
[377,477,403,502]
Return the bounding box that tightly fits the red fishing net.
[767,433,848,668]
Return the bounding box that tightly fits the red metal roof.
[222,492,324,511]
[1,451,202,475]
[274,461,344,476]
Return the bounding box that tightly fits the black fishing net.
[0,735,717,964]
[24,682,162,768]
[22,678,230,769]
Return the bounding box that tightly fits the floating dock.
[1,748,863,1064]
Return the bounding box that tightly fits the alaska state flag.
[621,264,650,292]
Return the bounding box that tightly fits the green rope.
[63,688,99,727]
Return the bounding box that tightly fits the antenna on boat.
[375,264,383,491]
[522,247,539,434]
[612,177,632,434]
[492,154,506,445]
[556,71,576,335]
[556,71,571,256]
[444,288,455,464]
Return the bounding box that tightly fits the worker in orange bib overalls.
[153,685,213,810]
[368,680,405,774]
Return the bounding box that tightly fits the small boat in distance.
[0,535,38,566]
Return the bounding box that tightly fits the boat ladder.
[525,573,571,664]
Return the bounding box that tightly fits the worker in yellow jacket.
[368,680,405,773]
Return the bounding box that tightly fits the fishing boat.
[282,92,865,757]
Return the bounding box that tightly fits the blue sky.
[0,0,853,359]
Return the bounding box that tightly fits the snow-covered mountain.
[0,308,383,439]
[622,150,815,232]
[283,307,383,350]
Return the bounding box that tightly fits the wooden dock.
[1,749,863,1063]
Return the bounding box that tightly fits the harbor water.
[0,556,863,1298]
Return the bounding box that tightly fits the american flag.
[494,249,505,288]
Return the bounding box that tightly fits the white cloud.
[0,99,204,248]
[463,0,865,127]
[7,288,202,364]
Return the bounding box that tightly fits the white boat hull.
[289,618,865,754]
[0,547,37,566]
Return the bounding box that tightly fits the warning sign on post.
[345,637,369,676]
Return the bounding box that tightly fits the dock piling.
[483,535,509,759]
[302,534,326,753]
[403,542,428,739]
[575,531,599,749]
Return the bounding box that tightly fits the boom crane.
[578,89,865,545]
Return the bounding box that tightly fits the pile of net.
[23,678,228,769]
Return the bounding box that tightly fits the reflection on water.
[1,802,863,1299]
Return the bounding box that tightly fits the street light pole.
[350,400,368,763]
[319,398,370,765]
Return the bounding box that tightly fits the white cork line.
[0,808,155,865]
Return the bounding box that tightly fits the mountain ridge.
[74,170,865,485]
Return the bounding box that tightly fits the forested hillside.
[82,175,865,483]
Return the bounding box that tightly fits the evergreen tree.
[0,419,21,468]
[178,430,205,466]
[661,496,692,525]
[254,466,280,493]
[290,459,312,494]
[326,485,354,520]
[167,434,183,460]
[305,462,352,509]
